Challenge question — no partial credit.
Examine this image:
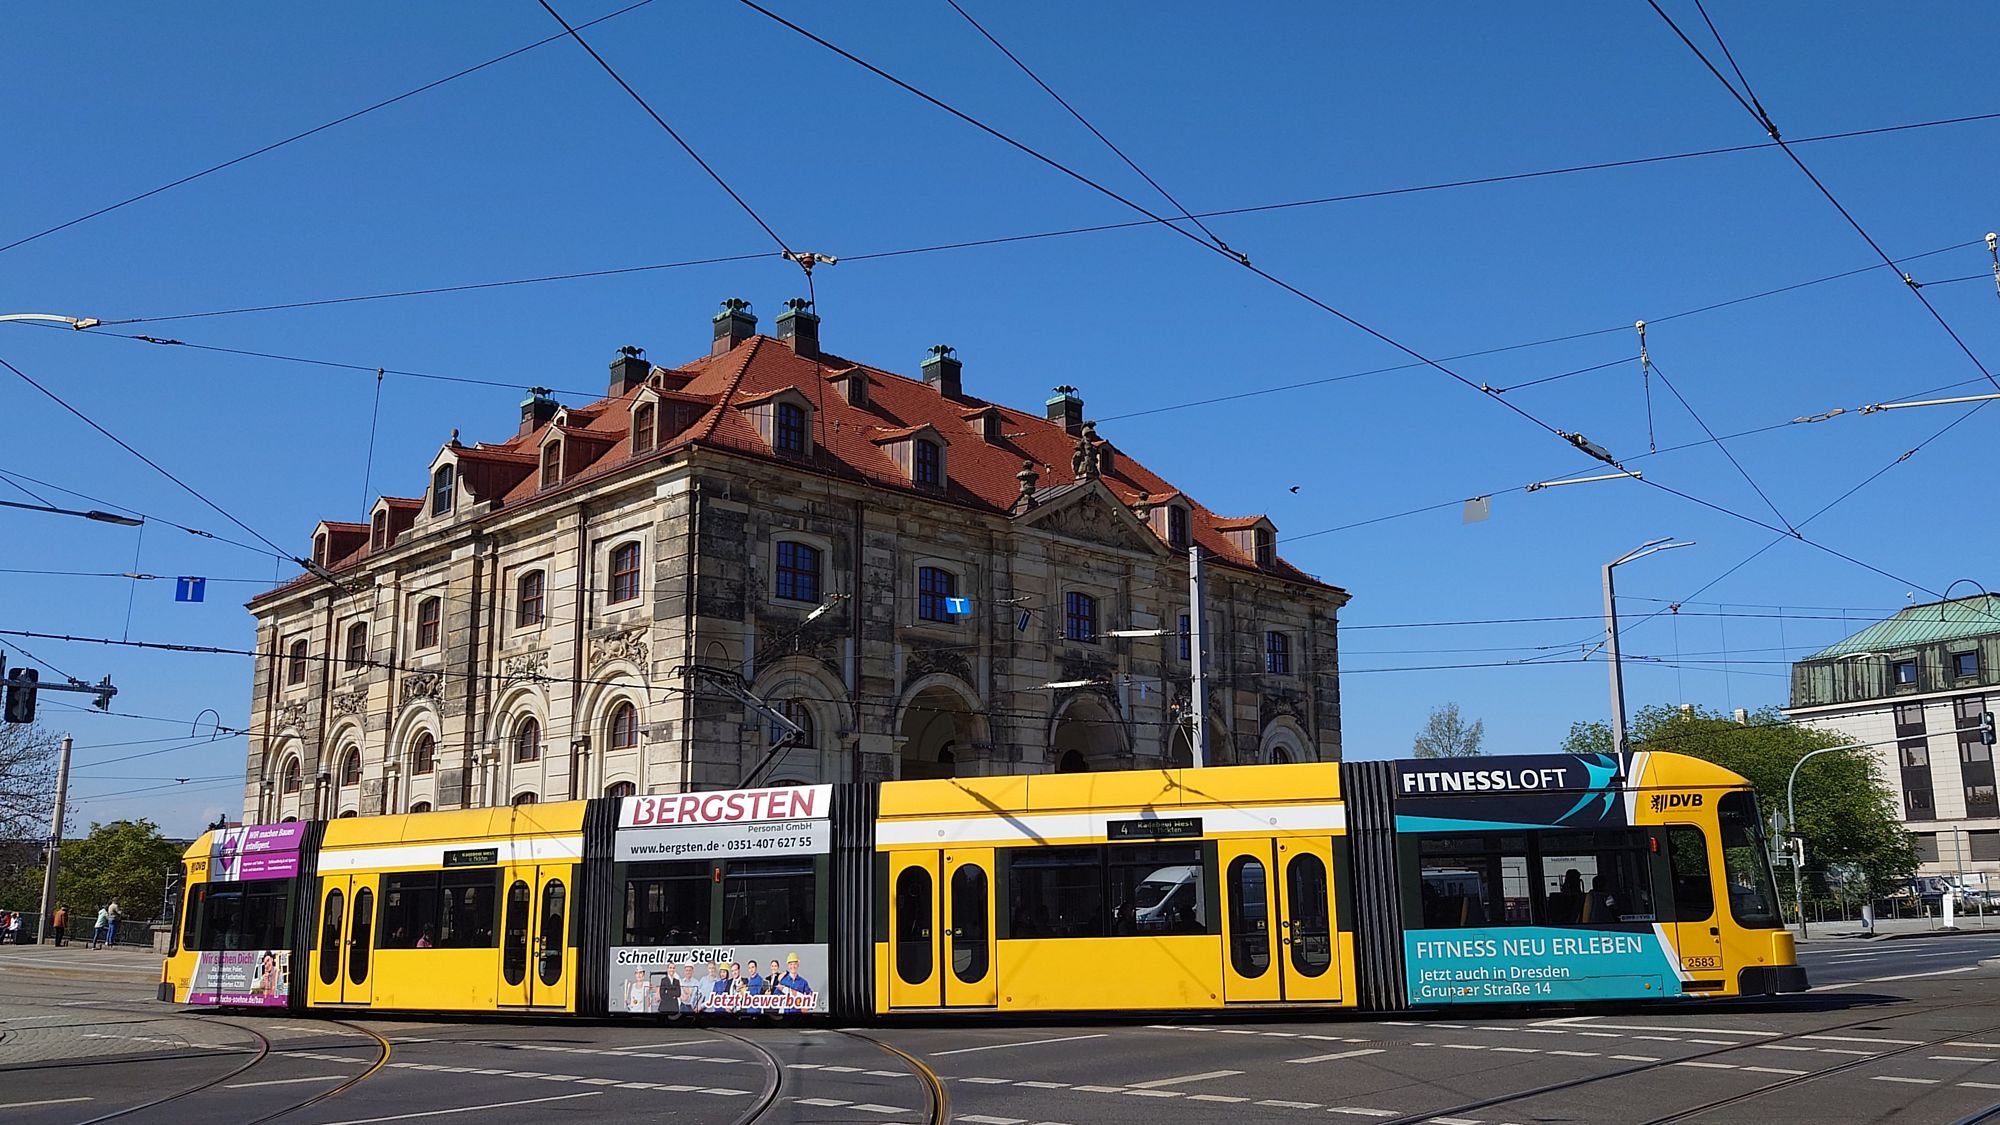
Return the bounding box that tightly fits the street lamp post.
[1603,538,1694,770]
[1787,744,1851,940]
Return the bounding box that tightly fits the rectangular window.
[775,541,821,603]
[1265,631,1292,675]
[1167,505,1189,549]
[1106,843,1206,935]
[1178,613,1191,661]
[722,858,815,945]
[1664,826,1714,922]
[774,403,807,454]
[1415,835,1532,928]
[917,566,957,622]
[344,624,368,671]
[379,872,441,949]
[1008,846,1106,938]
[1064,591,1097,643]
[1894,659,1919,686]
[609,544,641,604]
[436,871,499,948]
[191,879,291,951]
[1915,832,1941,864]
[1969,784,2000,819]
[914,439,942,486]
[517,571,545,628]
[1717,791,1784,928]
[1956,651,1981,679]
[1907,786,1935,816]
[379,870,498,949]
[1971,830,2000,863]
[623,861,712,946]
[1537,829,1656,924]
[416,598,440,650]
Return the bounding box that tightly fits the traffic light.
[3,668,38,724]
[1983,711,1996,747]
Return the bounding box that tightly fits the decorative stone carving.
[502,650,549,685]
[274,701,310,733]
[1071,420,1101,480]
[903,641,974,693]
[437,767,467,808]
[591,628,649,671]
[361,778,385,816]
[1030,494,1155,553]
[331,688,369,717]
[399,672,443,708]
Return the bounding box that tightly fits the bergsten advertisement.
[189,949,292,1007]
[610,786,834,1015]
[1404,926,1684,1004]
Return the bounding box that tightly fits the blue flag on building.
[174,577,206,603]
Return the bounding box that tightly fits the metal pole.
[1603,558,1628,771]
[35,734,72,945]
[1786,744,1846,941]
[1189,544,1208,769]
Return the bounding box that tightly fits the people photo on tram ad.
[608,946,822,1014]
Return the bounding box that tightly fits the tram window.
[194,879,291,950]
[1226,856,1271,977]
[722,859,815,944]
[1107,844,1208,935]
[348,888,374,984]
[319,888,343,985]
[377,870,499,948]
[1286,852,1334,977]
[1665,826,1715,921]
[1416,836,1530,927]
[438,872,498,947]
[623,861,711,946]
[895,865,934,986]
[379,873,440,949]
[950,864,989,983]
[503,881,530,986]
[183,883,207,955]
[538,879,565,987]
[1718,791,1785,928]
[1538,830,1654,924]
[1007,846,1105,938]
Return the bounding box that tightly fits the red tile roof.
[257,331,1337,604]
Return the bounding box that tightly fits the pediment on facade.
[1016,481,1166,555]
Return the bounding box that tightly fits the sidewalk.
[0,938,162,982]
[1793,912,2000,942]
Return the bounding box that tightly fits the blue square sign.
[944,596,971,616]
[174,577,206,603]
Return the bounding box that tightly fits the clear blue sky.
[6,2,1997,836]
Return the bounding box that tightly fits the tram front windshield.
[1718,790,1784,928]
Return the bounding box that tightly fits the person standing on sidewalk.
[5,912,22,944]
[105,901,120,947]
[91,905,109,949]
[51,906,67,947]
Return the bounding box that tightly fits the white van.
[1134,865,1204,931]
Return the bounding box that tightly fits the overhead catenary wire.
[0,465,276,557]
[0,0,662,256]
[1646,358,1795,532]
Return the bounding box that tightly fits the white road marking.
[1125,1070,1243,1089]
[1933,1055,1996,1063]
[961,1078,1012,1084]
[0,1098,93,1110]
[1955,1042,2000,1049]
[1258,1100,1322,1109]
[849,1104,911,1114]
[1545,1050,1599,1058]
[1814,966,1980,990]
[1871,1076,1940,1085]
[1015,1082,1069,1089]
[225,1076,345,1089]
[932,1034,1111,1056]
[315,1091,602,1125]
[1186,1095,1248,1103]
[1742,1066,1807,1075]
[1289,1048,1385,1065]
[1802,1034,1923,1045]
[959,1116,1027,1124]
[1551,1022,1773,1036]
[1963,1082,2000,1090]
[1674,1061,1737,1070]
[796,1098,851,1108]
[1326,1110,1396,1119]
[1611,1055,1660,1062]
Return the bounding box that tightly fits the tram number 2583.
[1681,955,1722,970]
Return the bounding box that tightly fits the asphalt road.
[3,934,1997,1125]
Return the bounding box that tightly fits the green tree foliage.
[48,820,184,923]
[1413,702,1485,758]
[1570,705,1915,903]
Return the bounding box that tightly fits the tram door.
[1219,839,1343,1003]
[309,873,378,1006]
[497,866,570,1009]
[1664,825,1725,988]
[888,849,998,1009]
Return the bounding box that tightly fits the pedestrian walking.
[51,906,67,947]
[91,906,109,949]
[105,901,120,947]
[4,912,22,945]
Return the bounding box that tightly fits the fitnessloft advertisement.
[1396,753,1686,1004]
[607,786,832,1015]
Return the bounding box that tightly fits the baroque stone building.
[243,300,1350,820]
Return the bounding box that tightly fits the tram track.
[836,1029,950,1125]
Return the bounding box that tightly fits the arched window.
[541,442,563,489]
[312,532,328,567]
[416,597,441,650]
[914,439,942,486]
[371,509,388,551]
[339,747,362,786]
[1064,592,1098,643]
[769,699,815,747]
[1265,631,1292,675]
[775,541,821,603]
[409,800,432,814]
[608,702,639,751]
[1057,750,1087,774]
[517,570,545,627]
[281,756,303,793]
[512,792,538,807]
[432,464,455,516]
[411,733,436,776]
[287,639,309,685]
[917,566,957,622]
[774,402,807,454]
[609,543,641,604]
[632,403,656,455]
[344,622,369,671]
[513,717,541,763]
[1167,505,1189,550]
[337,810,357,818]
[605,781,636,799]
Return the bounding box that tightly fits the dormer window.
[632,403,656,455]
[541,442,563,489]
[1167,505,1189,550]
[371,509,388,551]
[1255,527,1275,567]
[775,402,807,454]
[914,439,942,487]
[312,532,328,567]
[432,464,455,516]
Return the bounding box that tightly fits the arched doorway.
[899,680,980,780]
[1049,692,1125,773]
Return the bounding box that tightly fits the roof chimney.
[520,387,559,436]
[609,345,649,396]
[712,298,756,356]
[922,345,962,399]
[776,298,819,359]
[1046,385,1084,435]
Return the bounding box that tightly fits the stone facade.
[244,305,1349,820]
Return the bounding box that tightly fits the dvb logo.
[1648,792,1705,812]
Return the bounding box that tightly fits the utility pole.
[35,735,72,944]
[1603,538,1694,772]
[1189,544,1208,768]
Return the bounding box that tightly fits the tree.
[1585,704,1915,904]
[47,820,185,924]
[0,722,59,840]
[1413,703,1485,758]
